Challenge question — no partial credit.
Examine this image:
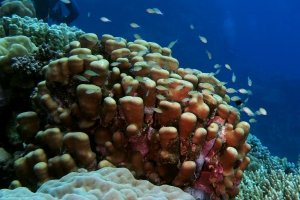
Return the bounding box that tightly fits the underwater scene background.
[0,0,299,199]
[74,0,300,163]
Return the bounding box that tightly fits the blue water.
[69,0,300,162]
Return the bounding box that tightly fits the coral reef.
[236,134,299,199]
[238,168,300,199]
[0,32,251,200]
[0,167,195,200]
[0,15,85,51]
[246,134,297,174]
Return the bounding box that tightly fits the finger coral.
[5,32,251,199]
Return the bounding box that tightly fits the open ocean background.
[65,0,300,163]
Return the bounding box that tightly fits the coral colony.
[0,16,252,200]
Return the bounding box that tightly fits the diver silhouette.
[223,36,236,60]
[33,0,80,25]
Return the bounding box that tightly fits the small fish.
[214,64,221,69]
[163,78,173,83]
[74,75,89,82]
[206,50,212,59]
[202,89,213,95]
[190,24,194,29]
[111,62,121,67]
[84,70,99,76]
[86,88,99,94]
[182,98,191,102]
[84,35,96,42]
[114,37,123,43]
[156,94,165,100]
[126,85,133,94]
[199,82,214,90]
[213,94,222,101]
[215,68,221,74]
[153,65,162,70]
[238,88,248,94]
[225,64,232,70]
[231,96,241,101]
[130,23,140,28]
[61,0,70,3]
[208,72,215,77]
[249,118,257,123]
[100,17,111,22]
[232,72,236,82]
[147,61,159,68]
[136,49,149,57]
[132,66,142,71]
[146,8,154,14]
[146,90,149,97]
[156,85,168,90]
[87,12,91,17]
[188,90,198,95]
[134,34,141,39]
[230,106,240,113]
[248,76,252,86]
[242,107,255,116]
[152,107,163,113]
[152,8,163,15]
[259,108,267,115]
[244,97,249,103]
[247,90,253,95]
[235,99,243,106]
[174,84,185,90]
[226,88,237,93]
[199,36,207,43]
[135,76,144,82]
[168,39,178,49]
[77,54,90,60]
[217,81,227,86]
[147,60,156,65]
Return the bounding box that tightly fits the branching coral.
[238,168,300,199]
[237,134,299,199]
